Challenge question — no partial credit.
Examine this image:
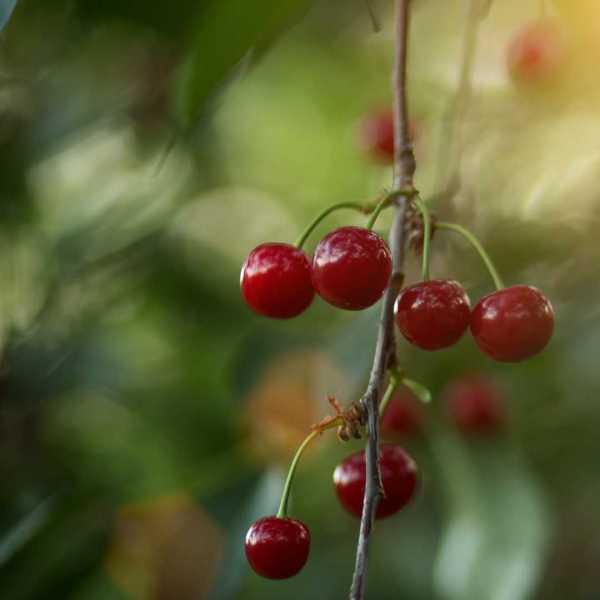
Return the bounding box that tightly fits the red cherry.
[245,516,310,579]
[359,108,418,164]
[240,243,314,319]
[444,375,505,434]
[470,285,554,362]
[381,386,423,437]
[395,279,471,350]
[507,19,566,84]
[333,445,417,519]
[312,226,392,310]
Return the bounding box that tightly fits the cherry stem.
[435,221,505,290]
[378,370,401,417]
[412,196,432,281]
[379,369,432,419]
[276,429,321,519]
[295,202,370,250]
[366,193,393,231]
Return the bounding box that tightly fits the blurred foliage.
[0,0,599,599]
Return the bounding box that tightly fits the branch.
[348,2,415,599]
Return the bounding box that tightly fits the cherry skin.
[395,279,471,351]
[381,386,423,438]
[240,243,314,319]
[507,19,565,85]
[470,285,554,362]
[444,374,505,434]
[333,445,417,519]
[245,516,310,579]
[312,226,392,310]
[359,108,418,163]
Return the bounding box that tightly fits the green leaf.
[174,0,314,128]
[402,376,433,404]
[0,0,17,32]
[431,433,551,600]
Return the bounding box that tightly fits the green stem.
[378,371,401,418]
[412,196,432,281]
[295,203,368,249]
[366,194,392,231]
[436,221,505,290]
[276,429,320,518]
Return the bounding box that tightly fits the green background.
[1,0,599,598]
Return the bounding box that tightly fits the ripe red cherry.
[312,226,392,310]
[240,243,314,319]
[381,386,423,437]
[507,19,565,85]
[245,516,310,579]
[444,375,505,434]
[470,285,554,362]
[395,279,471,350]
[333,445,417,519]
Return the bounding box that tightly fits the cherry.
[395,279,471,351]
[333,445,417,519]
[359,108,417,163]
[240,243,314,319]
[381,386,423,437]
[245,516,310,579]
[444,374,505,434]
[312,226,392,310]
[470,285,554,362]
[360,107,395,163]
[507,19,566,85]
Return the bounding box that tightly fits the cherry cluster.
[240,192,554,580]
[245,442,417,580]
[241,217,554,363]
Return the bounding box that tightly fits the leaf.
[174,0,314,128]
[0,497,56,567]
[431,433,551,600]
[402,376,433,404]
[0,0,17,32]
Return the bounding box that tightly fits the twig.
[348,1,415,598]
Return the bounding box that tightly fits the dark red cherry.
[333,445,417,519]
[395,279,471,350]
[245,516,310,579]
[507,19,566,84]
[312,226,392,310]
[240,243,314,319]
[381,386,423,437]
[444,374,505,434]
[470,285,554,362]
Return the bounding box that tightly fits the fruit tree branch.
[349,2,415,599]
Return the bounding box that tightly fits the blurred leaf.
[432,434,551,600]
[0,496,55,567]
[403,377,433,404]
[0,0,17,31]
[0,499,111,600]
[174,0,314,127]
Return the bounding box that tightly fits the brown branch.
[348,2,415,599]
